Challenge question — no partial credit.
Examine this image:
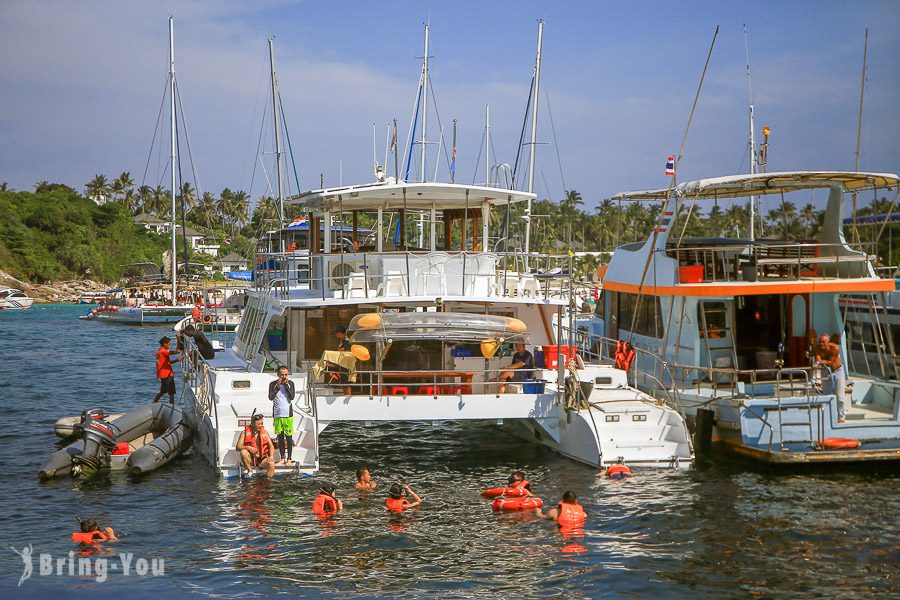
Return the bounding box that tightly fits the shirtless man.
[355,467,377,492]
[815,333,846,423]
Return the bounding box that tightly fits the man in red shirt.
[152,336,182,404]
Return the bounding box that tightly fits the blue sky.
[2,1,898,211]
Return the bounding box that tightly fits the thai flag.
[450,145,457,176]
[665,155,675,176]
[224,237,232,246]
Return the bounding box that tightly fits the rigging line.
[425,73,453,178]
[628,25,719,342]
[175,80,203,198]
[278,91,302,194]
[140,74,170,188]
[470,128,486,185]
[241,46,270,194]
[545,91,566,193]
[404,72,423,182]
[511,73,536,190]
[852,27,869,244]
[248,87,270,200]
[875,188,900,244]
[383,124,391,175]
[173,104,191,278]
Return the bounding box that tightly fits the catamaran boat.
[580,171,900,464]
[178,180,693,478]
[78,291,110,304]
[0,288,34,310]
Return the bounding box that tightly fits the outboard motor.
[71,408,108,437]
[71,412,120,478]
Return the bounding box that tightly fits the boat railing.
[560,330,682,410]
[661,240,878,283]
[253,249,572,301]
[180,337,221,464]
[775,368,824,449]
[304,365,564,399]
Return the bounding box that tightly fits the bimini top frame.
[288,181,535,213]
[612,171,900,202]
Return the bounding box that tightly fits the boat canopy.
[612,171,900,202]
[288,181,535,213]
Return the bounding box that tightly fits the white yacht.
[583,171,900,464]
[179,180,693,478]
[0,288,34,310]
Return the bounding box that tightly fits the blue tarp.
[843,213,899,225]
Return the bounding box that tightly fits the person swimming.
[355,467,377,492]
[385,483,422,512]
[72,518,118,544]
[312,482,343,514]
[507,471,534,495]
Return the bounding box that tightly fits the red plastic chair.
[390,386,409,396]
[418,386,439,395]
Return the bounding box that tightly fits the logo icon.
[10,544,33,587]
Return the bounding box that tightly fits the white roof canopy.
[612,171,900,201]
[287,181,535,213]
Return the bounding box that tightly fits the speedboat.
[579,171,900,464]
[0,288,34,310]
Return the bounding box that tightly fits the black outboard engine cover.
[72,414,120,478]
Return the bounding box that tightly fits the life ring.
[607,464,633,479]
[819,437,861,450]
[481,487,528,499]
[202,315,214,325]
[492,497,542,512]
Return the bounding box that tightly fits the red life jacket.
[312,493,338,514]
[614,340,635,372]
[72,530,107,544]
[385,497,407,512]
[242,426,271,465]
[556,502,586,529]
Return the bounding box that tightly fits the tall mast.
[420,24,429,182]
[743,23,757,241]
[269,37,285,231]
[485,104,490,186]
[169,15,177,303]
[524,19,543,258]
[852,28,868,240]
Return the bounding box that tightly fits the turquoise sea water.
[0,304,898,598]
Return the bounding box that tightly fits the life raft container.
[607,464,633,479]
[492,497,542,512]
[481,487,528,499]
[819,437,861,450]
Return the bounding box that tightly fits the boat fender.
[819,437,861,450]
[482,487,528,499]
[492,497,543,512]
[607,464,633,479]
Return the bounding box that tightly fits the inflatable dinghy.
[54,409,123,439]
[40,404,193,480]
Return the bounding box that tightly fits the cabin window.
[302,306,375,360]
[617,292,661,337]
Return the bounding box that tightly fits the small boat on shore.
[0,288,34,310]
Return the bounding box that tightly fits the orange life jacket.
[72,530,107,544]
[385,497,407,512]
[607,464,633,479]
[243,426,271,465]
[312,493,338,514]
[511,479,531,490]
[614,340,635,372]
[556,502,586,529]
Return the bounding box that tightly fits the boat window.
[303,306,375,360]
[617,292,661,337]
[231,380,251,389]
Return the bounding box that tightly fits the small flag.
[450,145,457,176]
[224,237,232,246]
[391,127,397,153]
[665,155,675,177]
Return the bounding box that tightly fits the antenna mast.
[420,24,429,183]
[269,37,285,231]
[524,19,543,259]
[485,105,491,186]
[852,28,869,240]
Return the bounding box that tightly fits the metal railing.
[180,337,220,465]
[661,240,877,283]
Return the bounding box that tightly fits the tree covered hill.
[0,184,169,283]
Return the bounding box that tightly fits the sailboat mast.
[743,24,757,241]
[169,16,177,304]
[420,24,429,183]
[524,19,543,258]
[269,38,285,231]
[485,104,490,186]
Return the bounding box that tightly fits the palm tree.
[85,174,111,203]
[177,182,196,221]
[111,171,135,204]
[136,185,153,214]
[230,190,250,232]
[145,185,170,218]
[191,191,219,229]
[217,188,234,229]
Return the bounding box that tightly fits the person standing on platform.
[815,333,846,423]
[152,336,182,404]
[268,366,296,466]
[334,325,351,351]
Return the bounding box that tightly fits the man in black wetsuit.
[181,324,215,360]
